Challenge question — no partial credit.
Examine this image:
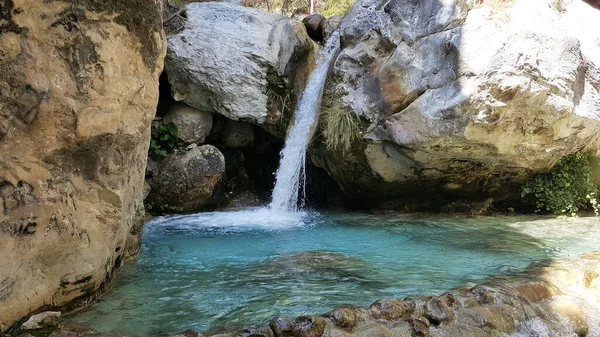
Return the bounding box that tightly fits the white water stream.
[269,31,341,211]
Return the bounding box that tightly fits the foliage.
[521,153,599,215]
[321,106,361,156]
[322,0,354,17]
[149,124,179,159]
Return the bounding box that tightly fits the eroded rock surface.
[146,145,226,213]
[312,0,600,210]
[0,0,165,331]
[165,2,316,138]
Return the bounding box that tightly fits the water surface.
[68,210,600,336]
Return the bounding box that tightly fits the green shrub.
[322,0,354,17]
[321,106,361,156]
[521,153,599,215]
[149,124,179,159]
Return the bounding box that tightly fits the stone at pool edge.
[21,311,61,330]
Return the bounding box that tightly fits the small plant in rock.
[149,124,179,159]
[521,153,599,215]
[321,106,361,156]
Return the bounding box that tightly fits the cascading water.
[269,31,341,212]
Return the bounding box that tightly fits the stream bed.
[67,210,600,336]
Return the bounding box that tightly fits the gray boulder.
[313,0,600,209]
[163,103,213,144]
[165,2,315,137]
[146,145,225,213]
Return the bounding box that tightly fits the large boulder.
[0,0,165,331]
[165,2,316,138]
[145,145,226,213]
[312,0,600,209]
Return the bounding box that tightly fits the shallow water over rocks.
[66,211,600,336]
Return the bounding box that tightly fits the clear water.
[67,211,600,336]
[269,31,340,211]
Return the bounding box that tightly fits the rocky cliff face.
[165,2,317,139]
[144,2,319,213]
[0,0,165,331]
[312,0,600,210]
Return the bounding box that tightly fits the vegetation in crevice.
[521,153,599,215]
[149,124,179,159]
[321,105,362,157]
[265,67,293,134]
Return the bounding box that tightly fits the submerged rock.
[313,0,600,210]
[146,145,225,213]
[0,0,165,331]
[165,2,316,137]
[252,251,373,279]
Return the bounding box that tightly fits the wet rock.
[457,306,517,334]
[550,298,588,337]
[21,311,61,330]
[425,298,454,325]
[269,317,296,337]
[302,14,326,42]
[293,316,326,337]
[353,324,393,337]
[407,317,430,337]
[470,286,495,304]
[369,298,413,320]
[164,103,213,144]
[236,327,272,337]
[221,120,255,148]
[515,282,557,302]
[325,306,367,331]
[145,145,225,212]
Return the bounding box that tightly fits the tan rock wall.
[0,0,165,330]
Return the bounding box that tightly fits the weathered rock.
[470,286,495,304]
[164,103,213,144]
[322,16,342,41]
[269,317,296,337]
[369,298,413,320]
[21,311,61,330]
[293,316,326,337]
[302,14,326,42]
[145,145,225,213]
[425,298,454,324]
[221,120,255,148]
[313,0,600,210]
[0,0,165,331]
[515,282,557,302]
[165,2,315,137]
[325,306,367,331]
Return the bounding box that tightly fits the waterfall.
[269,31,341,212]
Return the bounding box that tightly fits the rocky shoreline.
[16,250,600,337]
